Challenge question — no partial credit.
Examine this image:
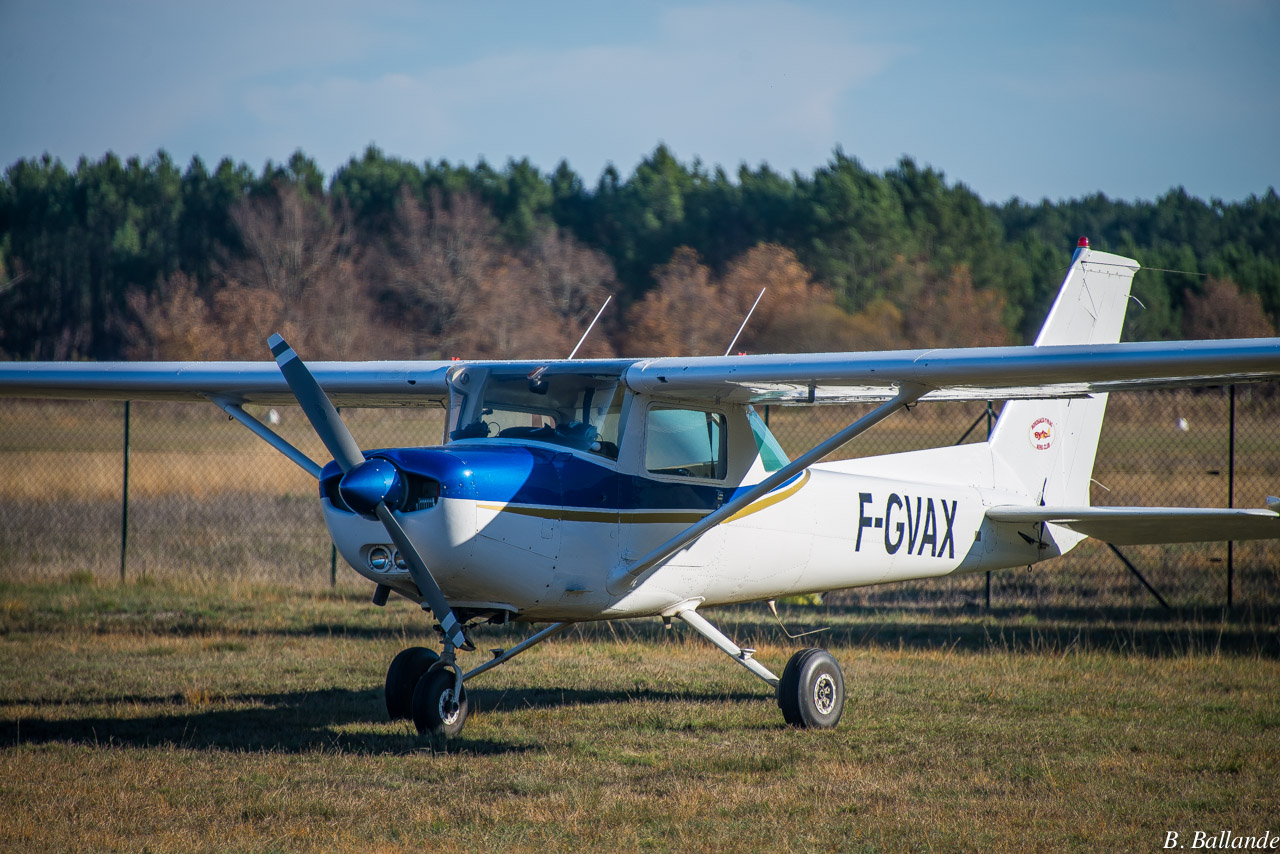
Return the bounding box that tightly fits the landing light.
[368,546,391,571]
[393,551,408,570]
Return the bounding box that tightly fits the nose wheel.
[412,668,469,737]
[387,645,470,736]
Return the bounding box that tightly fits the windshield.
[449,372,626,459]
[747,406,790,472]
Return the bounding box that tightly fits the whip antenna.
[724,288,766,356]
[766,598,829,640]
[567,295,612,359]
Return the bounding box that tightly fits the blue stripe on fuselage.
[319,443,800,513]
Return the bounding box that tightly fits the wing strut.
[606,383,926,595]
[207,394,322,478]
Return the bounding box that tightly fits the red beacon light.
[1077,236,1090,248]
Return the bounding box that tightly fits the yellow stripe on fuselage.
[476,469,811,526]
[723,469,811,523]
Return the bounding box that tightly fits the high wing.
[2,340,1279,408]
[0,360,456,406]
[986,504,1280,546]
[623,337,1280,404]
[0,359,626,407]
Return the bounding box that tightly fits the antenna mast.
[567,295,612,360]
[724,289,766,356]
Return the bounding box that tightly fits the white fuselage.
[325,437,1055,622]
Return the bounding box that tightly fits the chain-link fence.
[1,387,1276,608]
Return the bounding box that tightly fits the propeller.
[268,334,467,651]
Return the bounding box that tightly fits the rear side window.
[645,407,727,480]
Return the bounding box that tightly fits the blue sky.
[2,0,1276,203]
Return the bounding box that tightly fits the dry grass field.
[1,390,1278,850]
[2,578,1279,852]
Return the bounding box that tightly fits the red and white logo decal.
[1029,417,1055,451]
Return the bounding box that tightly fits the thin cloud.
[242,2,896,176]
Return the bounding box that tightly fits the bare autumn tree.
[1182,278,1275,339]
[365,188,620,359]
[622,247,735,356]
[220,183,372,359]
[768,299,907,352]
[720,243,856,353]
[520,227,618,358]
[721,245,818,321]
[128,184,372,360]
[881,255,1011,348]
[468,257,575,359]
[126,272,305,360]
[365,187,500,358]
[125,272,221,359]
[227,185,344,305]
[624,243,884,356]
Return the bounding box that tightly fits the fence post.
[120,400,130,583]
[985,401,994,609]
[1227,384,1235,608]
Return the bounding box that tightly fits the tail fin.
[988,245,1140,509]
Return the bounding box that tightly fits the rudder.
[987,245,1140,508]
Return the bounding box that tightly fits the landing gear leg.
[405,622,573,738]
[675,607,780,687]
[674,607,845,729]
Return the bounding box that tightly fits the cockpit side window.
[645,406,727,480]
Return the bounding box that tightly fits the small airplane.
[3,238,1280,737]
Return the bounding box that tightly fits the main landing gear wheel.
[385,647,440,721]
[777,648,845,729]
[412,668,469,737]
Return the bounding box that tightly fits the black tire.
[777,648,845,728]
[384,647,439,721]
[411,668,469,737]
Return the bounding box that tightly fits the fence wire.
[1,387,1276,608]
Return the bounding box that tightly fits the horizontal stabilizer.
[986,504,1280,545]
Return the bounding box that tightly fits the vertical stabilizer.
[988,244,1140,511]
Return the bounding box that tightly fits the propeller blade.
[269,333,364,472]
[375,503,468,649]
[269,333,467,651]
